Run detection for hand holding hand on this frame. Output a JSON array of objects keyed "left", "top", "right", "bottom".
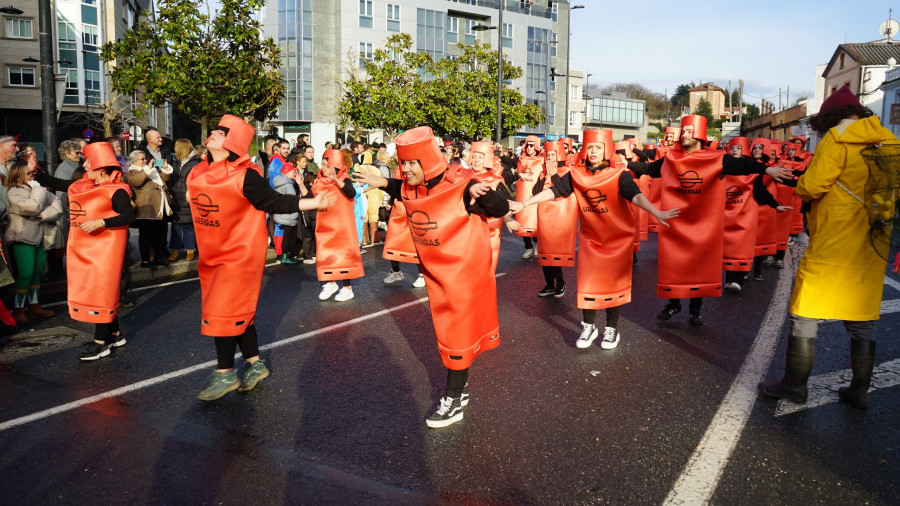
[{"left": 508, "top": 200, "right": 525, "bottom": 213}]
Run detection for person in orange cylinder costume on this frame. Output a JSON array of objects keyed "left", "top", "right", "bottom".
[
  {"left": 380, "top": 162, "right": 426, "bottom": 289},
  {"left": 352, "top": 126, "right": 509, "bottom": 429},
  {"left": 514, "top": 135, "right": 544, "bottom": 259},
  {"left": 188, "top": 115, "right": 333, "bottom": 401},
  {"left": 469, "top": 140, "right": 517, "bottom": 274},
  {"left": 749, "top": 138, "right": 779, "bottom": 281},
  {"left": 627, "top": 116, "right": 792, "bottom": 325},
  {"left": 313, "top": 149, "right": 363, "bottom": 302},
  {"left": 510, "top": 129, "right": 679, "bottom": 350},
  {"left": 722, "top": 137, "right": 789, "bottom": 293},
  {"left": 62, "top": 143, "right": 135, "bottom": 361},
  {"left": 533, "top": 140, "right": 576, "bottom": 298}
]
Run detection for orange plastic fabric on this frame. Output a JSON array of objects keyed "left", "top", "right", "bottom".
[
  {"left": 611, "top": 154, "right": 642, "bottom": 252},
  {"left": 536, "top": 162, "right": 577, "bottom": 267},
  {"left": 383, "top": 199, "right": 419, "bottom": 264},
  {"left": 312, "top": 172, "right": 364, "bottom": 281},
  {"left": 755, "top": 175, "right": 778, "bottom": 256},
  {"left": 657, "top": 150, "right": 726, "bottom": 298},
  {"left": 647, "top": 177, "right": 663, "bottom": 232},
  {"left": 774, "top": 181, "right": 795, "bottom": 251},
  {"left": 401, "top": 168, "right": 499, "bottom": 370},
  {"left": 187, "top": 157, "right": 269, "bottom": 337},
  {"left": 66, "top": 176, "right": 131, "bottom": 323},
  {"left": 571, "top": 165, "right": 635, "bottom": 309},
  {"left": 473, "top": 170, "right": 504, "bottom": 273},
  {"left": 514, "top": 155, "right": 544, "bottom": 236},
  {"left": 723, "top": 175, "right": 759, "bottom": 271}
]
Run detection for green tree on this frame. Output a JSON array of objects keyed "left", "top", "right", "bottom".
[
  {"left": 101, "top": 0, "right": 284, "bottom": 139},
  {"left": 670, "top": 82, "right": 694, "bottom": 116},
  {"left": 743, "top": 103, "right": 761, "bottom": 121},
  {"left": 695, "top": 98, "right": 714, "bottom": 122},
  {"left": 339, "top": 33, "right": 542, "bottom": 140}
]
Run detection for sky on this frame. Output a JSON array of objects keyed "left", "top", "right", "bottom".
[{"left": 569, "top": 0, "right": 899, "bottom": 105}]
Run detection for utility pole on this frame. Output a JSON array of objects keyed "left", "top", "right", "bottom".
[
  {"left": 738, "top": 80, "right": 743, "bottom": 126},
  {"left": 728, "top": 80, "right": 732, "bottom": 121},
  {"left": 778, "top": 87, "right": 782, "bottom": 111},
  {"left": 786, "top": 85, "right": 790, "bottom": 108}
]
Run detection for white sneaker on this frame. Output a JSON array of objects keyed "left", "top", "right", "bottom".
[
  {"left": 725, "top": 282, "right": 742, "bottom": 293},
  {"left": 600, "top": 326, "right": 620, "bottom": 350},
  {"left": 334, "top": 287, "right": 355, "bottom": 302},
  {"left": 318, "top": 282, "right": 340, "bottom": 300},
  {"left": 384, "top": 271, "right": 405, "bottom": 284},
  {"left": 522, "top": 248, "right": 535, "bottom": 259},
  {"left": 575, "top": 322, "right": 598, "bottom": 349},
  {"left": 413, "top": 274, "right": 426, "bottom": 288},
  {"left": 303, "top": 257, "right": 316, "bottom": 264}
]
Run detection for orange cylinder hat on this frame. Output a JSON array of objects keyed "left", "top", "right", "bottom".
[
  {"left": 322, "top": 149, "right": 346, "bottom": 171},
  {"left": 784, "top": 142, "right": 802, "bottom": 156},
  {"left": 469, "top": 141, "right": 494, "bottom": 169},
  {"left": 627, "top": 137, "right": 642, "bottom": 150},
  {"left": 581, "top": 129, "right": 614, "bottom": 160},
  {"left": 614, "top": 140, "right": 634, "bottom": 159},
  {"left": 395, "top": 126, "right": 447, "bottom": 181},
  {"left": 524, "top": 135, "right": 541, "bottom": 150},
  {"left": 664, "top": 126, "right": 680, "bottom": 143},
  {"left": 727, "top": 137, "right": 751, "bottom": 157},
  {"left": 750, "top": 138, "right": 769, "bottom": 152},
  {"left": 680, "top": 115, "right": 708, "bottom": 143},
  {"left": 215, "top": 114, "right": 255, "bottom": 158},
  {"left": 543, "top": 140, "right": 564, "bottom": 159},
  {"left": 562, "top": 137, "right": 573, "bottom": 153},
  {"left": 82, "top": 142, "right": 120, "bottom": 171}
]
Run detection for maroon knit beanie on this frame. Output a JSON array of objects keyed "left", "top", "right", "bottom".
[{"left": 819, "top": 85, "right": 862, "bottom": 114}]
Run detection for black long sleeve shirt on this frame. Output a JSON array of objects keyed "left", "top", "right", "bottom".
[
  {"left": 547, "top": 168, "right": 641, "bottom": 202},
  {"left": 381, "top": 174, "right": 509, "bottom": 218}
]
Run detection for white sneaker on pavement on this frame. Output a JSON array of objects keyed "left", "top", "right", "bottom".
[
  {"left": 600, "top": 326, "right": 620, "bottom": 350},
  {"left": 303, "top": 257, "right": 316, "bottom": 264},
  {"left": 413, "top": 274, "right": 426, "bottom": 288},
  {"left": 383, "top": 271, "right": 405, "bottom": 284},
  {"left": 522, "top": 249, "right": 534, "bottom": 259},
  {"left": 576, "top": 322, "right": 598, "bottom": 349},
  {"left": 725, "top": 282, "right": 742, "bottom": 293},
  {"left": 334, "top": 287, "right": 355, "bottom": 302},
  {"left": 318, "top": 282, "right": 340, "bottom": 300}
]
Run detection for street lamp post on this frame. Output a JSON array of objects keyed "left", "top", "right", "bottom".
[
  {"left": 37, "top": 0, "right": 58, "bottom": 171},
  {"left": 561, "top": 4, "right": 584, "bottom": 141}
]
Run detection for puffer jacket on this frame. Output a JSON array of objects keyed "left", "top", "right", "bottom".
[
  {"left": 272, "top": 173, "right": 299, "bottom": 226},
  {"left": 169, "top": 155, "right": 200, "bottom": 224},
  {"left": 5, "top": 183, "right": 63, "bottom": 246}
]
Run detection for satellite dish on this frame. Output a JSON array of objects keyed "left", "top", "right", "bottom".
[{"left": 880, "top": 19, "right": 900, "bottom": 40}]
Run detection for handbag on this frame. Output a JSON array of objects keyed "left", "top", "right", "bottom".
[{"left": 42, "top": 219, "right": 65, "bottom": 250}]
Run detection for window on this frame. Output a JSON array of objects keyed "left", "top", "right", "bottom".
[
  {"left": 570, "top": 84, "right": 579, "bottom": 101},
  {"left": 8, "top": 66, "right": 35, "bottom": 86},
  {"left": 502, "top": 23, "right": 512, "bottom": 48},
  {"left": 550, "top": 81, "right": 556, "bottom": 92},
  {"left": 5, "top": 18, "right": 33, "bottom": 38},
  {"left": 569, "top": 111, "right": 577, "bottom": 127},
  {"left": 550, "top": 32, "right": 557, "bottom": 57},
  {"left": 58, "top": 20, "right": 78, "bottom": 67},
  {"left": 417, "top": 9, "right": 445, "bottom": 63},
  {"left": 446, "top": 16, "right": 457, "bottom": 43},
  {"left": 82, "top": 24, "right": 99, "bottom": 46},
  {"left": 464, "top": 19, "right": 475, "bottom": 45},
  {"left": 387, "top": 4, "right": 400, "bottom": 32},
  {"left": 85, "top": 70, "right": 101, "bottom": 104},
  {"left": 359, "top": 0, "right": 372, "bottom": 28},
  {"left": 551, "top": 1, "right": 558, "bottom": 22},
  {"left": 549, "top": 102, "right": 555, "bottom": 126},
  {"left": 359, "top": 42, "right": 373, "bottom": 68},
  {"left": 64, "top": 69, "right": 78, "bottom": 104}
]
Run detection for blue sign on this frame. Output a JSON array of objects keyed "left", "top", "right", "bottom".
[{"left": 83, "top": 129, "right": 94, "bottom": 139}]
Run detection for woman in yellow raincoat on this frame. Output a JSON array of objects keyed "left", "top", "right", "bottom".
[{"left": 759, "top": 85, "right": 899, "bottom": 410}]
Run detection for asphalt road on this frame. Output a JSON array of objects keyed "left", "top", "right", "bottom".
[{"left": 1, "top": 231, "right": 898, "bottom": 505}]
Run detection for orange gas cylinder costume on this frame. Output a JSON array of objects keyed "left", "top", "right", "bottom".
[
  {"left": 397, "top": 132, "right": 500, "bottom": 370},
  {"left": 722, "top": 175, "right": 759, "bottom": 272},
  {"left": 514, "top": 135, "right": 544, "bottom": 236},
  {"left": 536, "top": 141, "right": 577, "bottom": 267},
  {"left": 611, "top": 152, "right": 642, "bottom": 253},
  {"left": 67, "top": 144, "right": 132, "bottom": 323},
  {"left": 382, "top": 165, "right": 419, "bottom": 265},
  {"left": 469, "top": 141, "right": 504, "bottom": 273},
  {"left": 187, "top": 117, "right": 270, "bottom": 337},
  {"left": 755, "top": 175, "right": 779, "bottom": 257},
  {"left": 312, "top": 150, "right": 364, "bottom": 281}
]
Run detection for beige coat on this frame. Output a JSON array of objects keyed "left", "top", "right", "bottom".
[
  {"left": 126, "top": 163, "right": 173, "bottom": 220},
  {"left": 5, "top": 183, "right": 63, "bottom": 247}
]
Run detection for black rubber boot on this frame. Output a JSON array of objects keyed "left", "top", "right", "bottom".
[
  {"left": 838, "top": 339, "right": 875, "bottom": 410},
  {"left": 758, "top": 335, "right": 815, "bottom": 403}
]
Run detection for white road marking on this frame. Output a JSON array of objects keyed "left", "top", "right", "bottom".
[
  {"left": 884, "top": 275, "right": 900, "bottom": 292},
  {"left": 774, "top": 358, "right": 900, "bottom": 416},
  {"left": 663, "top": 250, "right": 795, "bottom": 505},
  {"left": 0, "top": 272, "right": 507, "bottom": 433}
]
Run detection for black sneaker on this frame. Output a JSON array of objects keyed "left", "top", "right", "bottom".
[
  {"left": 119, "top": 295, "right": 135, "bottom": 308},
  {"left": 78, "top": 341, "right": 111, "bottom": 361},
  {"left": 460, "top": 383, "right": 469, "bottom": 407},
  {"left": 554, "top": 281, "right": 566, "bottom": 298},
  {"left": 537, "top": 285, "right": 555, "bottom": 297},
  {"left": 108, "top": 333, "right": 126, "bottom": 348},
  {"left": 657, "top": 303, "right": 682, "bottom": 321},
  {"left": 689, "top": 312, "right": 705, "bottom": 326},
  {"left": 425, "top": 396, "right": 463, "bottom": 428}
]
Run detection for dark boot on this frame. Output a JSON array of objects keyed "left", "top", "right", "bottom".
[
  {"left": 758, "top": 335, "right": 815, "bottom": 403},
  {"left": 838, "top": 339, "right": 875, "bottom": 410}
]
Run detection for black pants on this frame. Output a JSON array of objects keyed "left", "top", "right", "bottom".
[
  {"left": 523, "top": 237, "right": 535, "bottom": 249},
  {"left": 213, "top": 324, "right": 261, "bottom": 370},
  {"left": 582, "top": 306, "right": 620, "bottom": 330},
  {"left": 666, "top": 298, "right": 703, "bottom": 313},
  {"left": 725, "top": 270, "right": 747, "bottom": 286},
  {"left": 446, "top": 367, "right": 469, "bottom": 398},
  {"left": 281, "top": 224, "right": 299, "bottom": 257},
  {"left": 542, "top": 265, "right": 564, "bottom": 286},
  {"left": 300, "top": 212, "right": 316, "bottom": 259},
  {"left": 94, "top": 316, "right": 120, "bottom": 343},
  {"left": 136, "top": 219, "right": 168, "bottom": 262}
]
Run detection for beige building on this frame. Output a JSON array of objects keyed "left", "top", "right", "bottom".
[
  {"left": 688, "top": 83, "right": 727, "bottom": 119},
  {"left": 821, "top": 41, "right": 900, "bottom": 120}
]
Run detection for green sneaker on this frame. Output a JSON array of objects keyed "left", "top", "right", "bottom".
[
  {"left": 239, "top": 360, "right": 270, "bottom": 392},
  {"left": 197, "top": 370, "right": 240, "bottom": 401}
]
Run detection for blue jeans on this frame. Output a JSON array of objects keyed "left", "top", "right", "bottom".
[{"left": 169, "top": 223, "right": 196, "bottom": 251}]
